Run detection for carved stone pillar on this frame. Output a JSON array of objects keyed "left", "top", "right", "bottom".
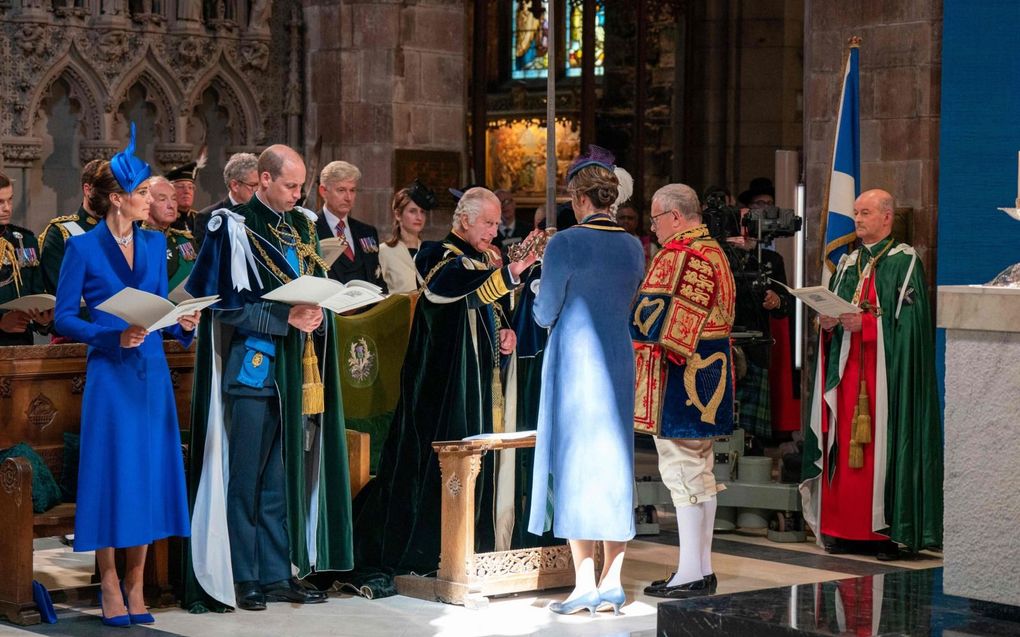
[
  {"left": 1, "top": 138, "right": 43, "bottom": 168},
  {"left": 154, "top": 142, "right": 194, "bottom": 172},
  {"left": 78, "top": 141, "right": 120, "bottom": 164}
]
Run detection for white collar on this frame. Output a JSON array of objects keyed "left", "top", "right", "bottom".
[
  {"left": 228, "top": 193, "right": 240, "bottom": 206},
  {"left": 321, "top": 205, "right": 350, "bottom": 230}
]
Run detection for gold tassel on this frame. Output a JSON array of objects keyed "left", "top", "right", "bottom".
[
  {"left": 301, "top": 337, "right": 324, "bottom": 415},
  {"left": 854, "top": 379, "right": 872, "bottom": 444},
  {"left": 848, "top": 441, "right": 864, "bottom": 469},
  {"left": 491, "top": 372, "right": 505, "bottom": 434},
  {"left": 0, "top": 239, "right": 21, "bottom": 296}
]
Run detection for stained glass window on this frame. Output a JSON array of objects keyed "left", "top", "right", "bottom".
[
  {"left": 565, "top": 0, "right": 605, "bottom": 77},
  {"left": 510, "top": 1, "right": 605, "bottom": 80}
]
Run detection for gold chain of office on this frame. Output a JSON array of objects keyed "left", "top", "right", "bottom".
[{"left": 246, "top": 217, "right": 328, "bottom": 283}]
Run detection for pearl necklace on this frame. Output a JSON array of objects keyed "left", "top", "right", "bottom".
[{"left": 113, "top": 232, "right": 133, "bottom": 247}]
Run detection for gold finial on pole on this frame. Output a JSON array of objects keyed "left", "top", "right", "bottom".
[{"left": 848, "top": 35, "right": 863, "bottom": 48}]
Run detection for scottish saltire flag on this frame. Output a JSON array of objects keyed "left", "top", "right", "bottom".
[{"left": 821, "top": 43, "right": 861, "bottom": 285}]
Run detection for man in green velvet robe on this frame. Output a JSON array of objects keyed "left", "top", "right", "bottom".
[
  {"left": 346, "top": 187, "right": 537, "bottom": 597},
  {"left": 185, "top": 145, "right": 351, "bottom": 611},
  {"left": 801, "top": 188, "right": 942, "bottom": 558}
]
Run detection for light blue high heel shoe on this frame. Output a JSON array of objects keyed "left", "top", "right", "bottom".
[
  {"left": 597, "top": 586, "right": 626, "bottom": 615},
  {"left": 97, "top": 590, "right": 130, "bottom": 628},
  {"left": 548, "top": 589, "right": 601, "bottom": 617}
]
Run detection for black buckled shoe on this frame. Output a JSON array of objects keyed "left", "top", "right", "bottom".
[
  {"left": 645, "top": 572, "right": 717, "bottom": 596},
  {"left": 262, "top": 577, "right": 328, "bottom": 604},
  {"left": 643, "top": 572, "right": 677, "bottom": 595},
  {"left": 704, "top": 572, "right": 718, "bottom": 593},
  {"left": 645, "top": 577, "right": 713, "bottom": 599},
  {"left": 235, "top": 581, "right": 266, "bottom": 611}
]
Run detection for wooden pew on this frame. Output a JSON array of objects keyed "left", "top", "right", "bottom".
[{"left": 0, "top": 343, "right": 369, "bottom": 625}]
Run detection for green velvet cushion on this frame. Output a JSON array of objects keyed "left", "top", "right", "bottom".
[{"left": 0, "top": 442, "right": 63, "bottom": 513}]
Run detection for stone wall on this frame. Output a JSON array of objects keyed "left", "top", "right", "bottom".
[
  {"left": 304, "top": 0, "right": 467, "bottom": 237},
  {"left": 803, "top": 0, "right": 942, "bottom": 287},
  {"left": 0, "top": 0, "right": 299, "bottom": 228}
]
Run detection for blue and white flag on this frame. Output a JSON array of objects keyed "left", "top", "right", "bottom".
[{"left": 821, "top": 43, "right": 861, "bottom": 285}]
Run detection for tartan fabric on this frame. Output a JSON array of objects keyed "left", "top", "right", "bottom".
[{"left": 736, "top": 360, "right": 771, "bottom": 442}]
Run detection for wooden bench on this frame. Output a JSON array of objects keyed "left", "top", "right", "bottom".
[{"left": 0, "top": 343, "right": 371, "bottom": 625}]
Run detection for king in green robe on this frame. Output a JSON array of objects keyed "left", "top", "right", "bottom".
[
  {"left": 345, "top": 228, "right": 521, "bottom": 597},
  {"left": 801, "top": 211, "right": 942, "bottom": 554},
  {"left": 183, "top": 192, "right": 353, "bottom": 609}
]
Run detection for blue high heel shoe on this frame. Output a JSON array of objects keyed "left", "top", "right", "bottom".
[
  {"left": 97, "top": 590, "right": 130, "bottom": 628},
  {"left": 597, "top": 586, "right": 626, "bottom": 615},
  {"left": 121, "top": 584, "right": 155, "bottom": 624},
  {"left": 548, "top": 589, "right": 601, "bottom": 617}
]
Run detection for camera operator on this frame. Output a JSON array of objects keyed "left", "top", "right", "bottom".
[{"left": 703, "top": 181, "right": 795, "bottom": 446}]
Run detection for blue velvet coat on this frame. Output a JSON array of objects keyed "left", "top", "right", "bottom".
[
  {"left": 527, "top": 217, "right": 645, "bottom": 541},
  {"left": 55, "top": 220, "right": 191, "bottom": 551}
]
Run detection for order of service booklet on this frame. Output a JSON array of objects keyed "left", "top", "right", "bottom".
[
  {"left": 261, "top": 275, "right": 385, "bottom": 314},
  {"left": 0, "top": 294, "right": 57, "bottom": 313},
  {"left": 318, "top": 237, "right": 349, "bottom": 268},
  {"left": 95, "top": 288, "right": 219, "bottom": 331},
  {"left": 771, "top": 279, "right": 861, "bottom": 317}
]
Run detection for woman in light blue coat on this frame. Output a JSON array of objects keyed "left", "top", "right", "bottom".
[{"left": 528, "top": 148, "right": 645, "bottom": 616}]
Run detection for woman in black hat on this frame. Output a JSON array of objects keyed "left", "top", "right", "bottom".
[{"left": 379, "top": 180, "right": 436, "bottom": 293}]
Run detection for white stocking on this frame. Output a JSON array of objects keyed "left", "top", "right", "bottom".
[
  {"left": 700, "top": 497, "right": 717, "bottom": 576},
  {"left": 670, "top": 502, "right": 705, "bottom": 586}
]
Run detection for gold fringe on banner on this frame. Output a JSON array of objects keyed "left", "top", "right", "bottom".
[
  {"left": 848, "top": 441, "right": 864, "bottom": 470},
  {"left": 302, "top": 337, "right": 324, "bottom": 415}
]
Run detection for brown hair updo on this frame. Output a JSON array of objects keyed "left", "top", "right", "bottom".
[
  {"left": 87, "top": 161, "right": 127, "bottom": 218},
  {"left": 568, "top": 164, "right": 619, "bottom": 212},
  {"left": 385, "top": 186, "right": 414, "bottom": 248}
]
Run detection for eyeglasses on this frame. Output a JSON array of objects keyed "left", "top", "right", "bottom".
[
  {"left": 236, "top": 180, "right": 259, "bottom": 190},
  {"left": 649, "top": 209, "right": 677, "bottom": 227}
]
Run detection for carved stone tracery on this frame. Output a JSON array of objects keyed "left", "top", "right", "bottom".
[{"left": 1, "top": 3, "right": 286, "bottom": 148}]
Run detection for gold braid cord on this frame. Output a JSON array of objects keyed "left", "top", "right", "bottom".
[
  {"left": 0, "top": 238, "right": 23, "bottom": 294},
  {"left": 247, "top": 218, "right": 328, "bottom": 415}
]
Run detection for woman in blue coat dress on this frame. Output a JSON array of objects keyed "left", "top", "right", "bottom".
[
  {"left": 528, "top": 148, "right": 645, "bottom": 616},
  {"left": 54, "top": 126, "right": 199, "bottom": 627}
]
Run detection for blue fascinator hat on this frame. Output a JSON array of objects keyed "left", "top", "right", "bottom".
[
  {"left": 566, "top": 144, "right": 616, "bottom": 182},
  {"left": 110, "top": 122, "right": 152, "bottom": 193}
]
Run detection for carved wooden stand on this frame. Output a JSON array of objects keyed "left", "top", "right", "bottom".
[{"left": 395, "top": 437, "right": 574, "bottom": 607}]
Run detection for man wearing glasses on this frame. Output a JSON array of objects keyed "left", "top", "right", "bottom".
[{"left": 194, "top": 153, "right": 260, "bottom": 247}]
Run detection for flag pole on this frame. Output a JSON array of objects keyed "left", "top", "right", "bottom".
[
  {"left": 546, "top": 1, "right": 557, "bottom": 230},
  {"left": 818, "top": 35, "right": 862, "bottom": 276}
]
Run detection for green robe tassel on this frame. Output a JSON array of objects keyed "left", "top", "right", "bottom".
[{"left": 302, "top": 335, "right": 325, "bottom": 415}]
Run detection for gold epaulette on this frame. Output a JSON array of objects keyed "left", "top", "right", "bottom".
[
  {"left": 39, "top": 215, "right": 80, "bottom": 246},
  {"left": 167, "top": 227, "right": 195, "bottom": 240}
]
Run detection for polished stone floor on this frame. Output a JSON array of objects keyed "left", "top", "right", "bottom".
[
  {"left": 1, "top": 522, "right": 947, "bottom": 637},
  {"left": 0, "top": 441, "right": 961, "bottom": 636},
  {"left": 658, "top": 567, "right": 1020, "bottom": 636}
]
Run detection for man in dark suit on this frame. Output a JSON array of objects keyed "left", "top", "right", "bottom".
[
  {"left": 492, "top": 189, "right": 531, "bottom": 260},
  {"left": 194, "top": 152, "right": 259, "bottom": 247},
  {"left": 315, "top": 160, "right": 386, "bottom": 291}
]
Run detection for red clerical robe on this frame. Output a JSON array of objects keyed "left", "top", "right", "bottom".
[{"left": 818, "top": 273, "right": 885, "bottom": 541}]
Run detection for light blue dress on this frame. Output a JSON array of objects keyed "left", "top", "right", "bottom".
[
  {"left": 55, "top": 221, "right": 192, "bottom": 551},
  {"left": 527, "top": 217, "right": 645, "bottom": 541}
]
